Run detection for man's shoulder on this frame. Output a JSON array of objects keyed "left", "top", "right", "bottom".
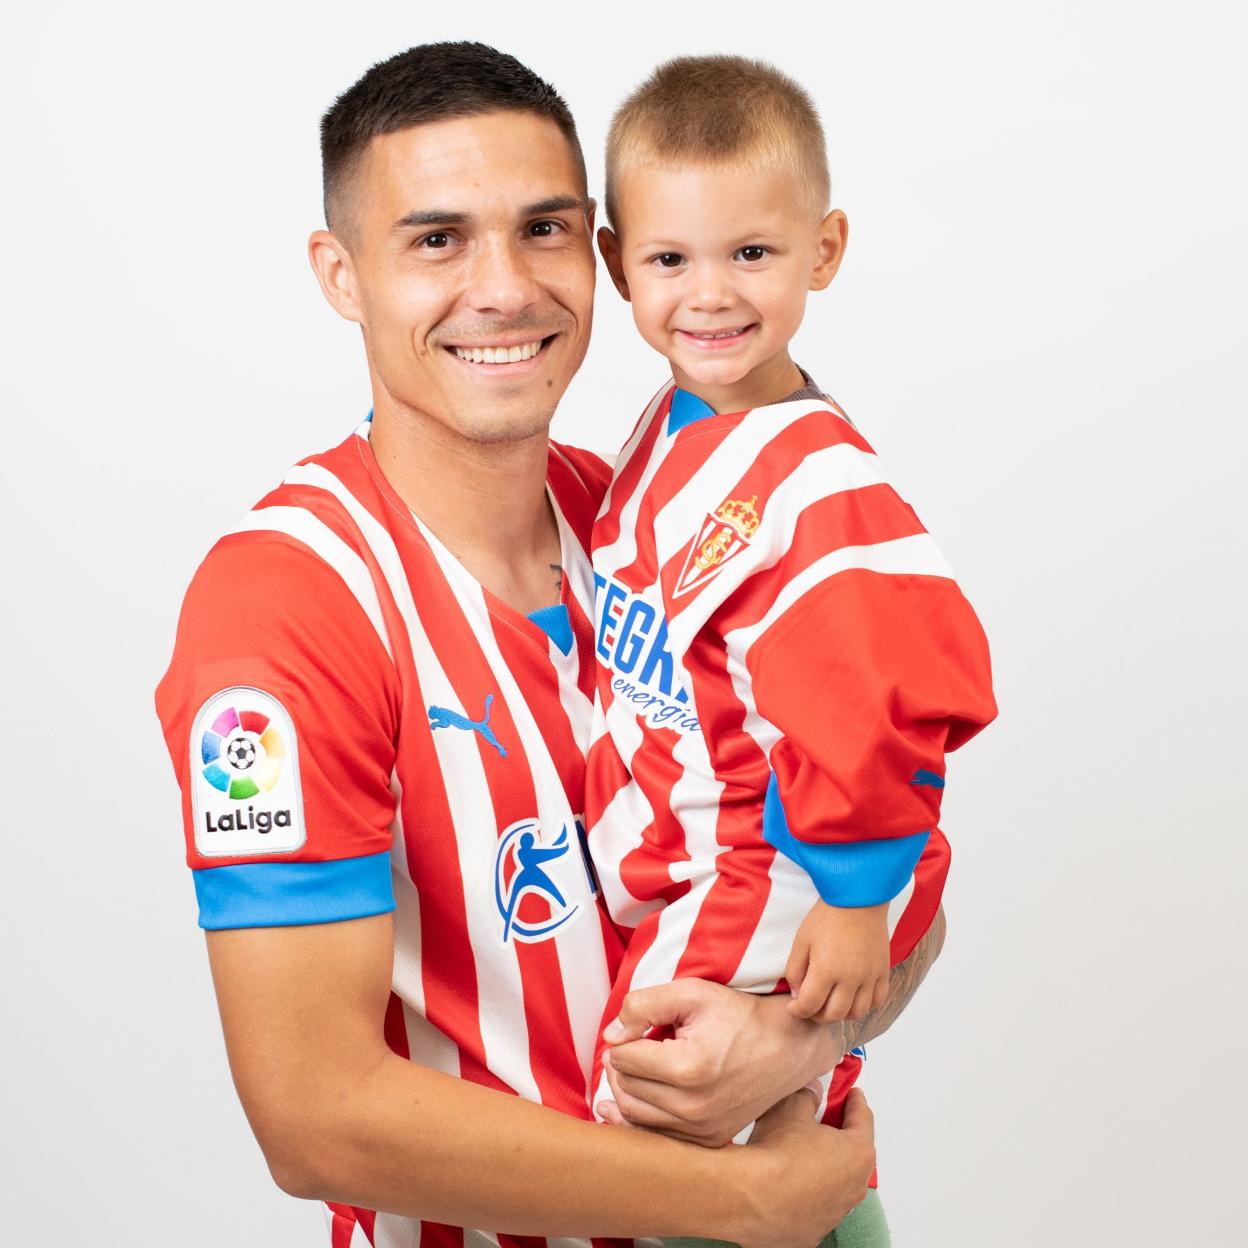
[
  {"left": 173, "top": 424, "right": 390, "bottom": 644},
  {"left": 548, "top": 440, "right": 618, "bottom": 525}
]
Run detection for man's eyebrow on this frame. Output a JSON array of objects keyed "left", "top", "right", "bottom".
[
  {"left": 522, "top": 196, "right": 587, "bottom": 217},
  {"left": 394, "top": 209, "right": 471, "bottom": 229}
]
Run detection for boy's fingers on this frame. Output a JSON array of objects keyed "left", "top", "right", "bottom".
[
  {"left": 822, "top": 983, "right": 855, "bottom": 1023},
  {"left": 873, "top": 977, "right": 891, "bottom": 1010},
  {"left": 789, "top": 967, "right": 831, "bottom": 1019},
  {"left": 785, "top": 945, "right": 809, "bottom": 996},
  {"left": 848, "top": 985, "right": 875, "bottom": 1020}
]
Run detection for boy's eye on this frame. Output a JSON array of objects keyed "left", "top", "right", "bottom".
[
  {"left": 655, "top": 252, "right": 684, "bottom": 268},
  {"left": 736, "top": 245, "right": 767, "bottom": 262}
]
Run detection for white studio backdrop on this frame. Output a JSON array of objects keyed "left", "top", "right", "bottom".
[{"left": 1, "top": 2, "right": 1243, "bottom": 1244}]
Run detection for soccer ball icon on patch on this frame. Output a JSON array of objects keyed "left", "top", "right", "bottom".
[
  {"left": 226, "top": 737, "right": 257, "bottom": 770},
  {"left": 200, "top": 704, "right": 286, "bottom": 800}
]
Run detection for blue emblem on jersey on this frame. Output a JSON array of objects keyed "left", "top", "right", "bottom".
[
  {"left": 909, "top": 768, "right": 945, "bottom": 789},
  {"left": 494, "top": 819, "right": 581, "bottom": 943},
  {"left": 428, "top": 694, "right": 507, "bottom": 758}
]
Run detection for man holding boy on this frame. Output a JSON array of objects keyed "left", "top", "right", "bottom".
[{"left": 156, "top": 42, "right": 942, "bottom": 1247}]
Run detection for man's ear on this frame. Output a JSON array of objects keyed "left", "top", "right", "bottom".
[
  {"left": 597, "top": 226, "right": 631, "bottom": 301},
  {"left": 809, "top": 209, "right": 849, "bottom": 292},
  {"left": 308, "top": 229, "right": 364, "bottom": 324}
]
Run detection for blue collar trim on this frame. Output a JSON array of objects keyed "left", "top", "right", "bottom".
[{"left": 666, "top": 387, "right": 717, "bottom": 435}]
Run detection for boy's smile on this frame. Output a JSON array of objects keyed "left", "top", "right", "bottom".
[{"left": 599, "top": 162, "right": 847, "bottom": 413}]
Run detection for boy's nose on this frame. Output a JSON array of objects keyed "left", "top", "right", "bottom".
[{"left": 686, "top": 264, "right": 736, "bottom": 314}]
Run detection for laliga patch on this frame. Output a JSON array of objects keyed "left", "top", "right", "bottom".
[
  {"left": 673, "top": 494, "right": 762, "bottom": 598},
  {"left": 189, "top": 686, "right": 306, "bottom": 857}
]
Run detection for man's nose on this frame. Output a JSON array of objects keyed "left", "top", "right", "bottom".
[{"left": 464, "top": 235, "right": 541, "bottom": 318}]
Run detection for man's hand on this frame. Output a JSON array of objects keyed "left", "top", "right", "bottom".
[
  {"left": 597, "top": 979, "right": 845, "bottom": 1146},
  {"left": 733, "top": 1087, "right": 876, "bottom": 1248},
  {"left": 600, "top": 908, "right": 947, "bottom": 1143}
]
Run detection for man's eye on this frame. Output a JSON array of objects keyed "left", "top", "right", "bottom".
[
  {"left": 420, "top": 233, "right": 451, "bottom": 249},
  {"left": 654, "top": 253, "right": 684, "bottom": 268},
  {"left": 736, "top": 245, "right": 767, "bottom": 262},
  {"left": 529, "top": 220, "right": 563, "bottom": 238}
]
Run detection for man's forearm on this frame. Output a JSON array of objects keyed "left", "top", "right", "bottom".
[
  {"left": 847, "top": 906, "right": 946, "bottom": 1051},
  {"left": 791, "top": 906, "right": 948, "bottom": 1083},
  {"left": 285, "top": 1051, "right": 752, "bottom": 1237}
]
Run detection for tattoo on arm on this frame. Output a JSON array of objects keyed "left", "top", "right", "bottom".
[
  {"left": 845, "top": 907, "right": 947, "bottom": 1051},
  {"left": 550, "top": 563, "right": 563, "bottom": 594}
]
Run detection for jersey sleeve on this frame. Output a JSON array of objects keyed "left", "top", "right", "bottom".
[
  {"left": 735, "top": 421, "right": 997, "bottom": 908},
  {"left": 155, "top": 533, "right": 399, "bottom": 930}
]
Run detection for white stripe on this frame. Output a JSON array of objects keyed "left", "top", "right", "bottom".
[
  {"left": 228, "top": 505, "right": 394, "bottom": 660},
  {"left": 726, "top": 532, "right": 954, "bottom": 659},
  {"left": 284, "top": 462, "right": 542, "bottom": 1104},
  {"left": 373, "top": 1210, "right": 422, "bottom": 1247}
]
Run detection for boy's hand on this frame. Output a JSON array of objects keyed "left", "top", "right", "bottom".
[{"left": 786, "top": 900, "right": 891, "bottom": 1023}]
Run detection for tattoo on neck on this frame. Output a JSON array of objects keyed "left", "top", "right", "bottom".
[{"left": 550, "top": 563, "right": 563, "bottom": 594}]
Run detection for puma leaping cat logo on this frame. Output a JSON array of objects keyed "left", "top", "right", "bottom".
[{"left": 428, "top": 694, "right": 507, "bottom": 758}]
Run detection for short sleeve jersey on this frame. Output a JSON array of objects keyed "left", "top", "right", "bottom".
[{"left": 156, "top": 418, "right": 650, "bottom": 1248}]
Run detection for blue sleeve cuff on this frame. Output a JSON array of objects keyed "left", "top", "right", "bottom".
[
  {"left": 763, "top": 773, "right": 930, "bottom": 907},
  {"left": 192, "top": 850, "right": 396, "bottom": 930}
]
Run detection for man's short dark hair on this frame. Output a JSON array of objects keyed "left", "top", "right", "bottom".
[{"left": 320, "top": 42, "right": 586, "bottom": 232}]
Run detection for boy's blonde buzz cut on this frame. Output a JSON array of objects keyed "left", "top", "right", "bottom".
[{"left": 605, "top": 55, "right": 831, "bottom": 230}]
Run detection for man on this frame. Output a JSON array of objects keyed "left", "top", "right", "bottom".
[{"left": 156, "top": 42, "right": 942, "bottom": 1246}]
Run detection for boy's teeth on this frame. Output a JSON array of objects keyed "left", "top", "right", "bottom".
[
  {"left": 691, "top": 328, "right": 744, "bottom": 338},
  {"left": 453, "top": 340, "right": 543, "bottom": 364}
]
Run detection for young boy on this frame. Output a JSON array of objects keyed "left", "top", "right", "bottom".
[{"left": 586, "top": 55, "right": 998, "bottom": 1137}]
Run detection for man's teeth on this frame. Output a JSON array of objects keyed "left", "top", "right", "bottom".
[{"left": 453, "top": 340, "right": 544, "bottom": 364}]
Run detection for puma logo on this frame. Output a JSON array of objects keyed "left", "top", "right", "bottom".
[{"left": 428, "top": 694, "right": 507, "bottom": 758}]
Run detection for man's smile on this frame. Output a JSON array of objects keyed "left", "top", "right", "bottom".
[{"left": 447, "top": 334, "right": 556, "bottom": 366}]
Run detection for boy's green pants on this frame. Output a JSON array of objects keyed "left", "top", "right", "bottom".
[{"left": 662, "top": 1188, "right": 889, "bottom": 1247}]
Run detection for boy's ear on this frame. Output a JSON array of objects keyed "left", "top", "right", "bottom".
[
  {"left": 597, "top": 226, "right": 631, "bottom": 301},
  {"left": 809, "top": 209, "right": 849, "bottom": 291}
]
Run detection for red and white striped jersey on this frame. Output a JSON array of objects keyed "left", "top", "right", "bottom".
[
  {"left": 586, "top": 381, "right": 996, "bottom": 1062},
  {"left": 156, "top": 417, "right": 651, "bottom": 1248}
]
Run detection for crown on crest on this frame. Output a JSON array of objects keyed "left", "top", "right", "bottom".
[{"left": 714, "top": 495, "right": 761, "bottom": 538}]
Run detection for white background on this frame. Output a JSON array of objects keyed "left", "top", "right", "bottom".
[{"left": 2, "top": 2, "right": 1244, "bottom": 1244}]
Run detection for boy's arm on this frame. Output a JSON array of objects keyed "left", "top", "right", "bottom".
[
  {"left": 598, "top": 908, "right": 945, "bottom": 1146},
  {"left": 206, "top": 911, "right": 877, "bottom": 1243}
]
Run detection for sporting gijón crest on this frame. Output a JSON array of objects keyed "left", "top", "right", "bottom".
[{"left": 672, "top": 495, "right": 762, "bottom": 598}]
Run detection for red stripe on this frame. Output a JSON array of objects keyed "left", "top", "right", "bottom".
[
  {"left": 383, "top": 993, "right": 410, "bottom": 1059},
  {"left": 889, "top": 829, "right": 951, "bottom": 967},
  {"left": 593, "top": 387, "right": 673, "bottom": 552}
]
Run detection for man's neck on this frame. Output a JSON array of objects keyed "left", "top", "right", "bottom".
[{"left": 367, "top": 396, "right": 561, "bottom": 615}]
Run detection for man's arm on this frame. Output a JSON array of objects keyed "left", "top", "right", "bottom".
[
  {"left": 597, "top": 908, "right": 946, "bottom": 1146},
  {"left": 206, "top": 913, "right": 876, "bottom": 1245}
]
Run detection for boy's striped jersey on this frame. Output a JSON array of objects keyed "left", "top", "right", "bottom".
[
  {"left": 586, "top": 381, "right": 996, "bottom": 1052},
  {"left": 156, "top": 417, "right": 654, "bottom": 1248}
]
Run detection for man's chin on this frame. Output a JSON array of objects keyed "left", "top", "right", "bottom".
[{"left": 453, "top": 403, "right": 558, "bottom": 447}]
